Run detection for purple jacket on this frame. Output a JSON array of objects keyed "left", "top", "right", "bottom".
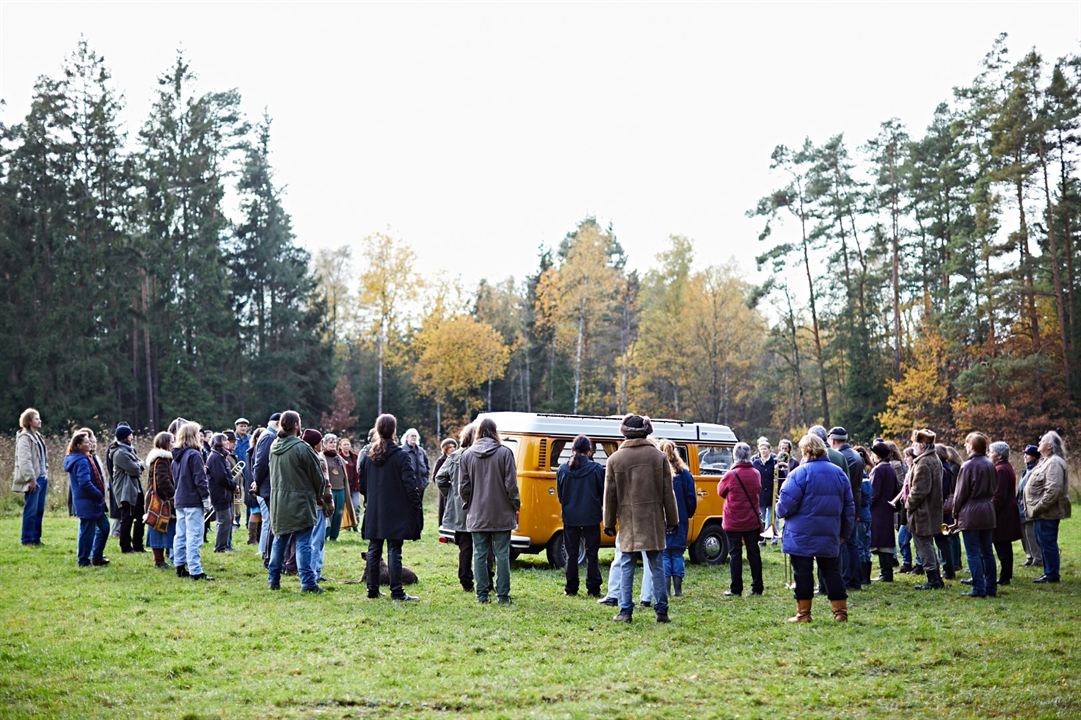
[{"left": 776, "top": 456, "right": 855, "bottom": 558}]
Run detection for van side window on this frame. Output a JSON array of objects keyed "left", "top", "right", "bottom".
[
  {"left": 550, "top": 439, "right": 609, "bottom": 470},
  {"left": 676, "top": 445, "right": 690, "bottom": 465},
  {"left": 698, "top": 446, "right": 732, "bottom": 475}
]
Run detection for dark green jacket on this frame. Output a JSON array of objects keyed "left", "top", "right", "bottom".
[{"left": 269, "top": 435, "right": 324, "bottom": 535}]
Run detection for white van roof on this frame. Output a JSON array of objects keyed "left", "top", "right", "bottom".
[{"left": 475, "top": 412, "right": 738, "bottom": 444}]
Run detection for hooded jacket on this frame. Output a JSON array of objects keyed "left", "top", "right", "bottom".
[
  {"left": 171, "top": 447, "right": 210, "bottom": 509},
  {"left": 269, "top": 434, "right": 325, "bottom": 535},
  {"left": 776, "top": 455, "right": 854, "bottom": 558},
  {"left": 145, "top": 448, "right": 175, "bottom": 517},
  {"left": 66, "top": 452, "right": 107, "bottom": 519},
  {"left": 666, "top": 467, "right": 698, "bottom": 550},
  {"left": 556, "top": 457, "right": 605, "bottom": 527},
  {"left": 436, "top": 448, "right": 468, "bottom": 533},
  {"left": 460, "top": 437, "right": 520, "bottom": 533},
  {"left": 360, "top": 442, "right": 422, "bottom": 540}
]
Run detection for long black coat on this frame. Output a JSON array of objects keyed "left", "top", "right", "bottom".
[
  {"left": 869, "top": 462, "right": 897, "bottom": 550},
  {"left": 360, "top": 444, "right": 423, "bottom": 541}
]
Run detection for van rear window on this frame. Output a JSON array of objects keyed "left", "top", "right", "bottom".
[
  {"left": 549, "top": 439, "right": 610, "bottom": 470},
  {"left": 698, "top": 446, "right": 732, "bottom": 475}
]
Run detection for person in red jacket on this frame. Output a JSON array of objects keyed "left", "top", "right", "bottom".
[
  {"left": 990, "top": 441, "right": 1022, "bottom": 586},
  {"left": 717, "top": 442, "right": 763, "bottom": 597}
]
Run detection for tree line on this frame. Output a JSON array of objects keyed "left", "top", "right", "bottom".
[{"left": 1, "top": 35, "right": 1078, "bottom": 451}]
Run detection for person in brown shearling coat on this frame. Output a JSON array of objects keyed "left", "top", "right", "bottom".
[{"left": 602, "top": 414, "right": 678, "bottom": 624}]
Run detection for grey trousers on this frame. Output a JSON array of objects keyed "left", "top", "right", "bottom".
[
  {"left": 1021, "top": 521, "right": 1042, "bottom": 563},
  {"left": 913, "top": 534, "right": 940, "bottom": 574}
]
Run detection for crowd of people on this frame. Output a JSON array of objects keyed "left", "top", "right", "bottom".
[{"left": 10, "top": 405, "right": 1074, "bottom": 625}]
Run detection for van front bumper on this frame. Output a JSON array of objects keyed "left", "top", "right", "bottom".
[{"left": 438, "top": 527, "right": 532, "bottom": 550}]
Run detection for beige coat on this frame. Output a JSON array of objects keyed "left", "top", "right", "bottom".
[
  {"left": 905, "top": 448, "right": 943, "bottom": 536},
  {"left": 1024, "top": 455, "right": 1072, "bottom": 521},
  {"left": 602, "top": 438, "right": 678, "bottom": 552},
  {"left": 12, "top": 430, "right": 47, "bottom": 492}
]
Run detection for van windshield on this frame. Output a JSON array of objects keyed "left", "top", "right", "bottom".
[{"left": 698, "top": 446, "right": 732, "bottom": 475}]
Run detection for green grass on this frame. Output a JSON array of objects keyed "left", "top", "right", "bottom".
[{"left": 1, "top": 507, "right": 1079, "bottom": 719}]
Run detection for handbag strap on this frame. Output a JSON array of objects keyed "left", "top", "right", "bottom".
[{"left": 733, "top": 467, "right": 758, "bottom": 511}]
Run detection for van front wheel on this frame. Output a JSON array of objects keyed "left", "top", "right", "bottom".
[{"left": 690, "top": 524, "right": 729, "bottom": 565}]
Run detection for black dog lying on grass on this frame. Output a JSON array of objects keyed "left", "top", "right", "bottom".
[{"left": 348, "top": 551, "right": 418, "bottom": 585}]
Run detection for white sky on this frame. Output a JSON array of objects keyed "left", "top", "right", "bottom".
[{"left": 2, "top": 1, "right": 1080, "bottom": 297}]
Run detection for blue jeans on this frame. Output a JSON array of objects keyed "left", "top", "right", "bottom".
[
  {"left": 897, "top": 524, "right": 912, "bottom": 565},
  {"left": 173, "top": 506, "right": 205, "bottom": 576},
  {"left": 77, "top": 515, "right": 109, "bottom": 565},
  {"left": 22, "top": 476, "right": 48, "bottom": 544},
  {"left": 257, "top": 497, "right": 271, "bottom": 558},
  {"left": 856, "top": 521, "right": 871, "bottom": 563},
  {"left": 618, "top": 548, "right": 667, "bottom": 614},
  {"left": 962, "top": 529, "right": 996, "bottom": 596},
  {"left": 310, "top": 510, "right": 327, "bottom": 580},
  {"left": 662, "top": 547, "right": 686, "bottom": 579},
  {"left": 268, "top": 527, "right": 316, "bottom": 589},
  {"left": 1034, "top": 519, "right": 1061, "bottom": 580},
  {"left": 842, "top": 534, "right": 862, "bottom": 586},
  {"left": 605, "top": 537, "right": 653, "bottom": 602}
]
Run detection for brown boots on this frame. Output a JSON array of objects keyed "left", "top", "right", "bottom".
[
  {"left": 788, "top": 598, "right": 848, "bottom": 623},
  {"left": 787, "top": 598, "right": 812, "bottom": 623},
  {"left": 247, "top": 517, "right": 262, "bottom": 545}
]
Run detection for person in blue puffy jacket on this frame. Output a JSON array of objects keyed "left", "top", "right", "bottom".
[
  {"left": 65, "top": 430, "right": 111, "bottom": 567},
  {"left": 776, "top": 433, "right": 855, "bottom": 623}
]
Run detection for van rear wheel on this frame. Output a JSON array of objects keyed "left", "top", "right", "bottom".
[{"left": 691, "top": 523, "right": 729, "bottom": 565}]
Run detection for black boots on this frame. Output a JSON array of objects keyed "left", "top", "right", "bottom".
[
  {"left": 673, "top": 577, "right": 683, "bottom": 597},
  {"left": 874, "top": 553, "right": 894, "bottom": 582},
  {"left": 915, "top": 568, "right": 945, "bottom": 590},
  {"left": 862, "top": 561, "right": 873, "bottom": 585}
]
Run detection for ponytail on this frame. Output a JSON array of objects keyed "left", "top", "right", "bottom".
[
  {"left": 277, "top": 411, "right": 301, "bottom": 439},
  {"left": 568, "top": 434, "right": 592, "bottom": 470}
]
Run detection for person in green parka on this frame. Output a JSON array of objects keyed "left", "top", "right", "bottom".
[{"left": 267, "top": 410, "right": 327, "bottom": 593}]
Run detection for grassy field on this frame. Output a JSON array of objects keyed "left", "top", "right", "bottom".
[{"left": 0, "top": 504, "right": 1079, "bottom": 719}]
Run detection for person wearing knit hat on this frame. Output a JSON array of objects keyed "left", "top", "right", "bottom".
[
  {"left": 868, "top": 442, "right": 898, "bottom": 582},
  {"left": 110, "top": 423, "right": 146, "bottom": 554},
  {"left": 907, "top": 428, "right": 945, "bottom": 590},
  {"left": 603, "top": 413, "right": 678, "bottom": 624},
  {"left": 1017, "top": 444, "right": 1043, "bottom": 567}
]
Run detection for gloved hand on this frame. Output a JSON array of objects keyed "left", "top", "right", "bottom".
[{"left": 604, "top": 527, "right": 616, "bottom": 537}]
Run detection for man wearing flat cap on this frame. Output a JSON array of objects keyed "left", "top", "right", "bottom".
[
  {"left": 907, "top": 428, "right": 945, "bottom": 590},
  {"left": 602, "top": 414, "right": 679, "bottom": 624},
  {"left": 828, "top": 426, "right": 864, "bottom": 589}
]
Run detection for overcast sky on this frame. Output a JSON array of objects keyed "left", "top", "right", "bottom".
[{"left": 2, "top": 2, "right": 1080, "bottom": 294}]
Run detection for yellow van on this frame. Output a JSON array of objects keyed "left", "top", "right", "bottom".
[{"left": 439, "top": 412, "right": 739, "bottom": 568}]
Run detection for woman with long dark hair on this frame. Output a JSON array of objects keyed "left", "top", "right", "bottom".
[
  {"left": 556, "top": 434, "right": 605, "bottom": 597},
  {"left": 360, "top": 413, "right": 423, "bottom": 601},
  {"left": 144, "top": 432, "right": 176, "bottom": 569}
]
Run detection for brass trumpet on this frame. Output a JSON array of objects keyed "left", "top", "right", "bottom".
[{"left": 940, "top": 522, "right": 959, "bottom": 536}]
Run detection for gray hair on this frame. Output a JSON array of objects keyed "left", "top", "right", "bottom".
[
  {"left": 322, "top": 433, "right": 339, "bottom": 444},
  {"left": 1040, "top": 431, "right": 1066, "bottom": 459},
  {"left": 989, "top": 441, "right": 1009, "bottom": 461},
  {"left": 733, "top": 442, "right": 753, "bottom": 463},
  {"left": 808, "top": 425, "right": 828, "bottom": 442}
]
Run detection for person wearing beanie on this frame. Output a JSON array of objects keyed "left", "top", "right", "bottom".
[
  {"left": 602, "top": 414, "right": 678, "bottom": 624},
  {"left": 989, "top": 441, "right": 1022, "bottom": 586},
  {"left": 252, "top": 413, "right": 282, "bottom": 564},
  {"left": 110, "top": 423, "right": 147, "bottom": 554},
  {"left": 1017, "top": 444, "right": 1043, "bottom": 568},
  {"left": 868, "top": 443, "right": 898, "bottom": 582}
]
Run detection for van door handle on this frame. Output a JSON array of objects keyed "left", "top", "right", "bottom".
[
  {"left": 697, "top": 491, "right": 707, "bottom": 497},
  {"left": 548, "top": 487, "right": 555, "bottom": 495}
]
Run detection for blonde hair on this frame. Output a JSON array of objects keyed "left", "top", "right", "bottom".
[
  {"left": 657, "top": 439, "right": 688, "bottom": 474},
  {"left": 19, "top": 408, "right": 39, "bottom": 431},
  {"left": 176, "top": 422, "right": 203, "bottom": 450},
  {"left": 798, "top": 433, "right": 827, "bottom": 459}
]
